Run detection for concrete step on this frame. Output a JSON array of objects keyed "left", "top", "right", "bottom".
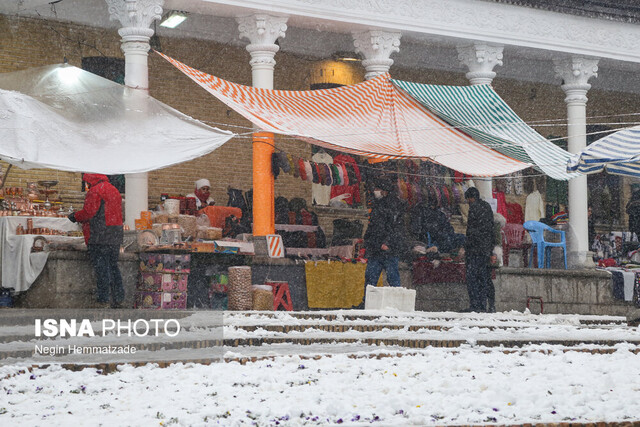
[
  {"left": 0, "top": 309, "right": 637, "bottom": 369},
  {"left": 228, "top": 311, "right": 629, "bottom": 325}
]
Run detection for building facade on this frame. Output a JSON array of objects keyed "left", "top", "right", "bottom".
[{"left": 1, "top": 0, "right": 640, "bottom": 258}]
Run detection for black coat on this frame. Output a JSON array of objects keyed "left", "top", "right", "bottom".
[
  {"left": 464, "top": 198, "right": 494, "bottom": 256},
  {"left": 410, "top": 203, "right": 454, "bottom": 247},
  {"left": 627, "top": 196, "right": 640, "bottom": 236},
  {"left": 364, "top": 194, "right": 406, "bottom": 257}
]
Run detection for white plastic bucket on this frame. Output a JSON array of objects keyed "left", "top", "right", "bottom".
[{"left": 164, "top": 199, "right": 180, "bottom": 215}]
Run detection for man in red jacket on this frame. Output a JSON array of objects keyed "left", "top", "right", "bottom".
[{"left": 68, "top": 173, "right": 124, "bottom": 308}]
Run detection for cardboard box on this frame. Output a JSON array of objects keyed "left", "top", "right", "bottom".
[
  {"left": 139, "top": 253, "right": 165, "bottom": 272},
  {"left": 162, "top": 254, "right": 191, "bottom": 273},
  {"left": 162, "top": 273, "right": 188, "bottom": 292},
  {"left": 135, "top": 291, "right": 187, "bottom": 310},
  {"left": 139, "top": 253, "right": 190, "bottom": 273},
  {"left": 139, "top": 272, "right": 163, "bottom": 291}
]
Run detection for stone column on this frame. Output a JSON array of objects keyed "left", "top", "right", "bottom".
[
  {"left": 352, "top": 30, "right": 401, "bottom": 80},
  {"left": 457, "top": 43, "right": 504, "bottom": 202},
  {"left": 106, "top": 0, "right": 163, "bottom": 228},
  {"left": 237, "top": 14, "right": 288, "bottom": 236},
  {"left": 553, "top": 56, "right": 599, "bottom": 268}
]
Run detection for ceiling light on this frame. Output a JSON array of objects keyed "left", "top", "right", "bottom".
[
  {"left": 159, "top": 11, "right": 187, "bottom": 29},
  {"left": 332, "top": 51, "right": 361, "bottom": 62}
]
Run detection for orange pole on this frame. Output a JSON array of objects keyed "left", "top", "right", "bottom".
[{"left": 253, "top": 131, "right": 275, "bottom": 236}]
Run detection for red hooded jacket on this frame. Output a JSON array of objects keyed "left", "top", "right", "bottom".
[{"left": 74, "top": 174, "right": 123, "bottom": 245}]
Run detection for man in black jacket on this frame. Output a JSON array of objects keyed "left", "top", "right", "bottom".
[
  {"left": 410, "top": 193, "right": 465, "bottom": 253},
  {"left": 460, "top": 186, "right": 495, "bottom": 312},
  {"left": 364, "top": 179, "right": 405, "bottom": 288}
]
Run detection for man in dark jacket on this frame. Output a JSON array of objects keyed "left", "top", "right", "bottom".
[
  {"left": 364, "top": 179, "right": 405, "bottom": 288},
  {"left": 626, "top": 185, "right": 640, "bottom": 240},
  {"left": 461, "top": 186, "right": 495, "bottom": 312},
  {"left": 410, "top": 192, "right": 465, "bottom": 253},
  {"left": 68, "top": 173, "right": 124, "bottom": 308}
]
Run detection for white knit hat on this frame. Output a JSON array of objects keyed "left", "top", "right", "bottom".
[{"left": 195, "top": 178, "right": 210, "bottom": 190}]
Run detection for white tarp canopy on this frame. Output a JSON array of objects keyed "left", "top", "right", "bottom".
[{"left": 0, "top": 64, "right": 235, "bottom": 174}]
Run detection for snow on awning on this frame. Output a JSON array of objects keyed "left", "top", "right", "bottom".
[
  {"left": 157, "top": 52, "right": 530, "bottom": 177},
  {"left": 0, "top": 64, "right": 235, "bottom": 174}
]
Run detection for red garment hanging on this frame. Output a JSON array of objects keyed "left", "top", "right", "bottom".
[{"left": 330, "top": 154, "right": 361, "bottom": 205}]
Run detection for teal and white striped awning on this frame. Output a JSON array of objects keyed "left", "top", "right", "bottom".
[{"left": 392, "top": 79, "right": 578, "bottom": 180}]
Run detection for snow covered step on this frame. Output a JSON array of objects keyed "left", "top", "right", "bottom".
[{"left": 226, "top": 311, "right": 628, "bottom": 326}]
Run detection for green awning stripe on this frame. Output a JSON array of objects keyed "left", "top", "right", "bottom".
[
  {"left": 392, "top": 79, "right": 577, "bottom": 180},
  {"left": 394, "top": 81, "right": 532, "bottom": 162}
]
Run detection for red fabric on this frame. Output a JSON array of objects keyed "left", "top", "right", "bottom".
[
  {"left": 298, "top": 159, "right": 307, "bottom": 181},
  {"left": 412, "top": 260, "right": 465, "bottom": 284},
  {"left": 199, "top": 206, "right": 242, "bottom": 228},
  {"left": 74, "top": 174, "right": 123, "bottom": 244},
  {"left": 453, "top": 171, "right": 470, "bottom": 183},
  {"left": 598, "top": 258, "right": 617, "bottom": 268},
  {"left": 505, "top": 202, "right": 524, "bottom": 224},
  {"left": 300, "top": 209, "right": 313, "bottom": 226},
  {"left": 492, "top": 189, "right": 507, "bottom": 218},
  {"left": 330, "top": 154, "right": 361, "bottom": 205}
]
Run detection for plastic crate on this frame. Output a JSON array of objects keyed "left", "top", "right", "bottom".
[{"left": 364, "top": 286, "right": 416, "bottom": 312}]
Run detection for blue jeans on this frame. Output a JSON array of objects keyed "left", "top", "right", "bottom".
[
  {"left": 365, "top": 255, "right": 401, "bottom": 287},
  {"left": 88, "top": 244, "right": 124, "bottom": 304}
]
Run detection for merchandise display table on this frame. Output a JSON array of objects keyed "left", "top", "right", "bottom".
[
  {"left": 0, "top": 216, "right": 82, "bottom": 292},
  {"left": 412, "top": 260, "right": 466, "bottom": 285},
  {"left": 412, "top": 258, "right": 496, "bottom": 286}
]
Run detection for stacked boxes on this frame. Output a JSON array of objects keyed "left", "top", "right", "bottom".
[{"left": 136, "top": 253, "right": 191, "bottom": 309}]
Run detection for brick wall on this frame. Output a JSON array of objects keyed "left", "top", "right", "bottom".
[{"left": 2, "top": 14, "right": 640, "bottom": 225}]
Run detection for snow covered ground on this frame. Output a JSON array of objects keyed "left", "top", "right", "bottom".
[
  {"left": 2, "top": 344, "right": 640, "bottom": 426},
  {"left": 1, "top": 310, "right": 640, "bottom": 425}
]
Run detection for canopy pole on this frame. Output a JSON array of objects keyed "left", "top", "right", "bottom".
[
  {"left": 238, "top": 14, "right": 288, "bottom": 236},
  {"left": 253, "top": 132, "right": 275, "bottom": 236}
]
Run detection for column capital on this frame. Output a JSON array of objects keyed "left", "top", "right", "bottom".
[
  {"left": 237, "top": 14, "right": 288, "bottom": 71},
  {"left": 553, "top": 56, "right": 599, "bottom": 105},
  {"left": 352, "top": 30, "right": 401, "bottom": 80},
  {"left": 456, "top": 43, "right": 503, "bottom": 86},
  {"left": 105, "top": 0, "right": 163, "bottom": 40}
]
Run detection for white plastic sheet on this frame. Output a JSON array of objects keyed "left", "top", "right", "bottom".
[{"left": 0, "top": 64, "right": 235, "bottom": 173}]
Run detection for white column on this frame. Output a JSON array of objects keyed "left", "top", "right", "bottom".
[
  {"left": 352, "top": 30, "right": 401, "bottom": 80},
  {"left": 553, "top": 56, "right": 599, "bottom": 268},
  {"left": 237, "top": 14, "right": 288, "bottom": 90},
  {"left": 457, "top": 43, "right": 504, "bottom": 202},
  {"left": 106, "top": 0, "right": 163, "bottom": 227}
]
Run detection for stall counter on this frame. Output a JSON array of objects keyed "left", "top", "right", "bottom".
[{"left": 0, "top": 216, "right": 82, "bottom": 292}]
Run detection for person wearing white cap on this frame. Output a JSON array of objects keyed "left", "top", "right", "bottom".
[{"left": 186, "top": 178, "right": 215, "bottom": 209}]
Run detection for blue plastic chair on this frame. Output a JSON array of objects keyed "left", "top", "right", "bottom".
[{"left": 522, "top": 221, "right": 567, "bottom": 269}]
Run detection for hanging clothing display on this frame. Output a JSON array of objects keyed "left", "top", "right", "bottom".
[
  {"left": 525, "top": 190, "right": 545, "bottom": 222},
  {"left": 492, "top": 189, "right": 507, "bottom": 218},
  {"left": 312, "top": 150, "right": 333, "bottom": 205},
  {"left": 330, "top": 154, "right": 361, "bottom": 206}
]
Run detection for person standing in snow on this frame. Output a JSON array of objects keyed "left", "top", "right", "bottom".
[
  {"left": 626, "top": 184, "right": 640, "bottom": 241},
  {"left": 68, "top": 173, "right": 124, "bottom": 309},
  {"left": 459, "top": 186, "right": 495, "bottom": 313},
  {"left": 363, "top": 178, "right": 406, "bottom": 288}
]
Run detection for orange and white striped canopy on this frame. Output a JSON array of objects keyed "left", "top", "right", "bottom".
[{"left": 158, "top": 52, "right": 529, "bottom": 177}]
